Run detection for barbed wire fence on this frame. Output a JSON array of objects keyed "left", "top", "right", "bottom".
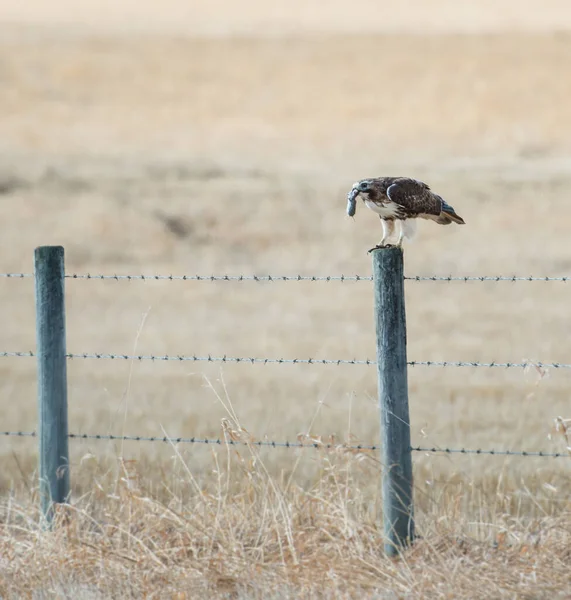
[
  {"left": 2, "top": 430, "right": 570, "bottom": 458},
  {"left": 1, "top": 350, "right": 570, "bottom": 369},
  {"left": 2, "top": 263, "right": 570, "bottom": 453},
  {"left": 3, "top": 246, "right": 571, "bottom": 542},
  {"left": 3, "top": 272, "right": 571, "bottom": 282}
]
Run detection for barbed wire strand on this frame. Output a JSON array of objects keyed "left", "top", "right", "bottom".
[
  {"left": 1, "top": 351, "right": 569, "bottom": 369},
  {"left": 1, "top": 430, "right": 568, "bottom": 458},
  {"left": 1, "top": 273, "right": 571, "bottom": 282}
]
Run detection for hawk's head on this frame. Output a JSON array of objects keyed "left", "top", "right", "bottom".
[
  {"left": 353, "top": 179, "right": 373, "bottom": 193},
  {"left": 347, "top": 179, "right": 376, "bottom": 217}
]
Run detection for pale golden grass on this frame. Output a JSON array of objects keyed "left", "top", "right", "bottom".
[
  {"left": 2, "top": 23, "right": 571, "bottom": 598},
  {"left": 2, "top": 441, "right": 571, "bottom": 599},
  {"left": 2, "top": 0, "right": 571, "bottom": 36}
]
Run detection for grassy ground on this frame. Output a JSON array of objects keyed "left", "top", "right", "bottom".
[
  {"left": 2, "top": 448, "right": 571, "bottom": 597},
  {"left": 1, "top": 7, "right": 571, "bottom": 597}
]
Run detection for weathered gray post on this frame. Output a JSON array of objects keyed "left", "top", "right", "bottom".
[
  {"left": 35, "top": 246, "right": 70, "bottom": 524},
  {"left": 372, "top": 246, "right": 414, "bottom": 555}
]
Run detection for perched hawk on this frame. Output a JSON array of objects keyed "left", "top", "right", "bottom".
[{"left": 347, "top": 177, "right": 465, "bottom": 249}]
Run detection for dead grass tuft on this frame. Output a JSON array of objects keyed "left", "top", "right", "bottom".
[{"left": 2, "top": 444, "right": 571, "bottom": 599}]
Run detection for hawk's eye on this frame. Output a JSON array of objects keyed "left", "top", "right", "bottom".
[{"left": 358, "top": 181, "right": 369, "bottom": 192}]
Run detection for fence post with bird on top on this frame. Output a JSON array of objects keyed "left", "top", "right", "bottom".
[
  {"left": 371, "top": 246, "right": 415, "bottom": 555},
  {"left": 35, "top": 245, "right": 70, "bottom": 525}
]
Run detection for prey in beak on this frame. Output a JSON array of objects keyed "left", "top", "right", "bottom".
[{"left": 346, "top": 185, "right": 361, "bottom": 217}]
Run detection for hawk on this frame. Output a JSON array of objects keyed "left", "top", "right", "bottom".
[{"left": 347, "top": 177, "right": 465, "bottom": 250}]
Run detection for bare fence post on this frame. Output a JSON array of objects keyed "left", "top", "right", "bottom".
[
  {"left": 372, "top": 246, "right": 414, "bottom": 555},
  {"left": 35, "top": 246, "right": 70, "bottom": 524}
]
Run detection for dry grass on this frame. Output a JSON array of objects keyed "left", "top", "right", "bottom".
[
  {"left": 2, "top": 0, "right": 571, "bottom": 35},
  {"left": 2, "top": 444, "right": 571, "bottom": 598},
  {"left": 2, "top": 5, "right": 571, "bottom": 597}
]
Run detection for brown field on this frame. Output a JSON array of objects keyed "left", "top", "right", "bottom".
[{"left": 2, "top": 3, "right": 571, "bottom": 597}]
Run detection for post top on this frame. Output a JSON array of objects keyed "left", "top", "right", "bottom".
[
  {"left": 368, "top": 245, "right": 403, "bottom": 254},
  {"left": 35, "top": 246, "right": 65, "bottom": 253}
]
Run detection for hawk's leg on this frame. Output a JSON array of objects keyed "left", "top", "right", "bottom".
[
  {"left": 381, "top": 219, "right": 395, "bottom": 245},
  {"left": 368, "top": 219, "right": 395, "bottom": 253},
  {"left": 396, "top": 221, "right": 404, "bottom": 247}
]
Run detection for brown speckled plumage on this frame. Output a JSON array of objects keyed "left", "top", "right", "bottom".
[{"left": 347, "top": 176, "right": 465, "bottom": 249}]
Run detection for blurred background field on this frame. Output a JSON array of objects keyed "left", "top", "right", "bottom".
[{"left": 1, "top": 2, "right": 571, "bottom": 597}]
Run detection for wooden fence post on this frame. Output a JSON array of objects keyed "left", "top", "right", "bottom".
[
  {"left": 35, "top": 246, "right": 70, "bottom": 524},
  {"left": 371, "top": 246, "right": 414, "bottom": 555}
]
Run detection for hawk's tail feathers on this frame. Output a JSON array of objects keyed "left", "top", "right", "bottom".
[{"left": 439, "top": 199, "right": 465, "bottom": 225}]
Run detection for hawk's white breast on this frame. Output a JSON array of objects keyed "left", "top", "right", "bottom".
[{"left": 364, "top": 200, "right": 402, "bottom": 219}]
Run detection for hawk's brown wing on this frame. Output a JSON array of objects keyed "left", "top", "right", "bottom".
[{"left": 385, "top": 178, "right": 442, "bottom": 217}]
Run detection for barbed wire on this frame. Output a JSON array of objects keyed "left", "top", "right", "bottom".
[
  {"left": 1, "top": 430, "right": 568, "bottom": 457},
  {"left": 1, "top": 272, "right": 571, "bottom": 282},
  {"left": 1, "top": 351, "right": 570, "bottom": 370},
  {"left": 411, "top": 447, "right": 570, "bottom": 457},
  {"left": 406, "top": 275, "right": 571, "bottom": 282}
]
